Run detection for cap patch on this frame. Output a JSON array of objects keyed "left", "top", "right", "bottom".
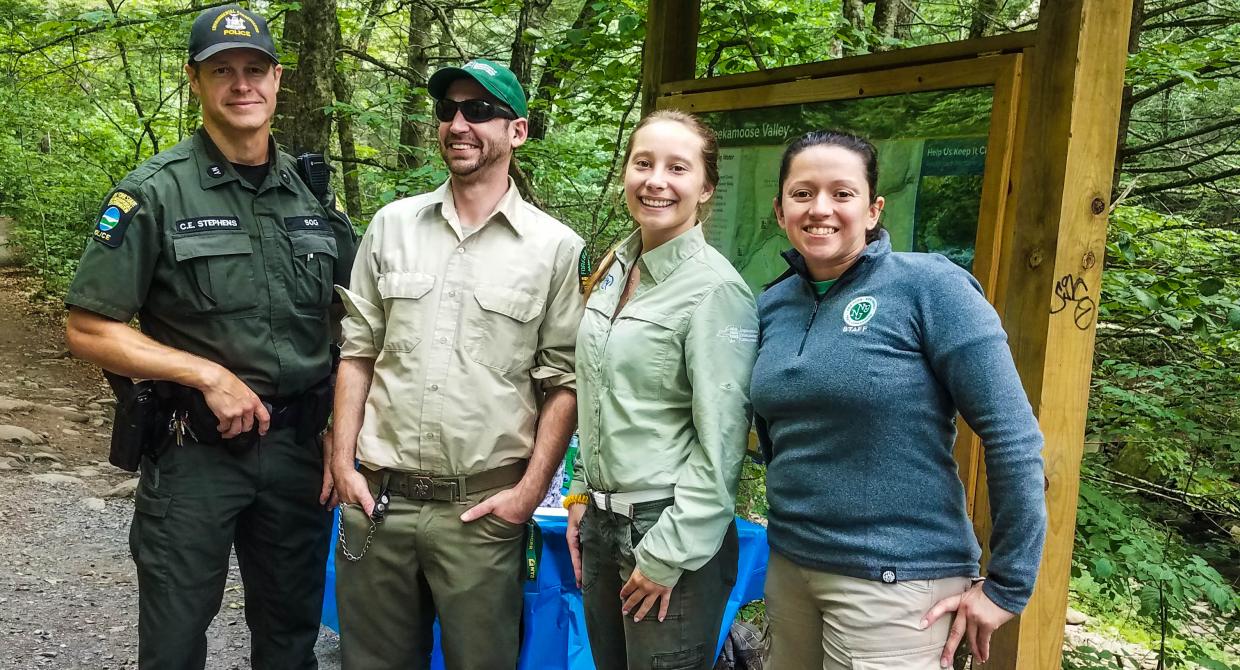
[
  {"left": 464, "top": 61, "right": 497, "bottom": 76},
  {"left": 213, "top": 10, "right": 260, "bottom": 37},
  {"left": 93, "top": 190, "right": 141, "bottom": 248}
]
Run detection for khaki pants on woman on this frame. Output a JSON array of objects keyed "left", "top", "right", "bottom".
[{"left": 764, "top": 551, "right": 971, "bottom": 670}]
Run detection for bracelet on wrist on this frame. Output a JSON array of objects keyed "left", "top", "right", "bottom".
[{"left": 562, "top": 493, "right": 589, "bottom": 509}]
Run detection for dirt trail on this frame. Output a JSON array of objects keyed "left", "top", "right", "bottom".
[{"left": 0, "top": 267, "right": 340, "bottom": 669}]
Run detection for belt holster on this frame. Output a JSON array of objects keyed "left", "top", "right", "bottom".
[{"left": 103, "top": 371, "right": 166, "bottom": 471}]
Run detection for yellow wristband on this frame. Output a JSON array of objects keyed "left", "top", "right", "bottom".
[{"left": 562, "top": 493, "right": 590, "bottom": 509}]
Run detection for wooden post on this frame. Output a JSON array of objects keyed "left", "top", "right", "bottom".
[
  {"left": 982, "top": 0, "right": 1134, "bottom": 667},
  {"left": 640, "top": 0, "right": 700, "bottom": 115}
]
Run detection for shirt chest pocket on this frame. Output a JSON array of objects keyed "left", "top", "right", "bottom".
[
  {"left": 377, "top": 272, "right": 435, "bottom": 352},
  {"left": 465, "top": 284, "right": 544, "bottom": 372},
  {"left": 172, "top": 233, "right": 259, "bottom": 316},
  {"left": 609, "top": 308, "right": 682, "bottom": 396},
  {"left": 289, "top": 232, "right": 339, "bottom": 310}
]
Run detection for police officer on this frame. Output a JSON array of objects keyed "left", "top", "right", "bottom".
[{"left": 64, "top": 5, "right": 357, "bottom": 669}]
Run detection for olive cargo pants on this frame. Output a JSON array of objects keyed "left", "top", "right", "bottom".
[
  {"left": 580, "top": 500, "right": 738, "bottom": 670},
  {"left": 334, "top": 480, "right": 526, "bottom": 670},
  {"left": 130, "top": 428, "right": 331, "bottom": 670}
]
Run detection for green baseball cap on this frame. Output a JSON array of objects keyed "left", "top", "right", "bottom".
[
  {"left": 189, "top": 4, "right": 278, "bottom": 63},
  {"left": 428, "top": 58, "right": 528, "bottom": 118}
]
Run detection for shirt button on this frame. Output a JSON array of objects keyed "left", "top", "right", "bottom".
[
  {"left": 438, "top": 337, "right": 448, "bottom": 344},
  {"left": 456, "top": 247, "right": 465, "bottom": 254},
  {"left": 449, "top": 290, "right": 457, "bottom": 297},
  {"left": 424, "top": 431, "right": 434, "bottom": 439},
  {"left": 430, "top": 384, "right": 439, "bottom": 391}
]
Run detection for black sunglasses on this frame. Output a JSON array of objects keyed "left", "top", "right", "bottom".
[{"left": 434, "top": 98, "right": 517, "bottom": 123}]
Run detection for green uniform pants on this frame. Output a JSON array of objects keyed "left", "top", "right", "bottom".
[
  {"left": 580, "top": 500, "right": 738, "bottom": 670},
  {"left": 335, "top": 481, "right": 525, "bottom": 670},
  {"left": 130, "top": 428, "right": 330, "bottom": 670}
]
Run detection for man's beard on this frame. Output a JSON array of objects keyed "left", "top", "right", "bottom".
[{"left": 441, "top": 139, "right": 506, "bottom": 177}]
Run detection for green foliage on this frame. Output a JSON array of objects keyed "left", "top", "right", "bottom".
[
  {"left": 1, "top": 3, "right": 1238, "bottom": 666},
  {"left": 1070, "top": 481, "right": 1240, "bottom": 668},
  {"left": 1077, "top": 203, "right": 1240, "bottom": 668}
]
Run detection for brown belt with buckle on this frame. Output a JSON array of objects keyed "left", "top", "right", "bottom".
[{"left": 362, "top": 460, "right": 528, "bottom": 503}]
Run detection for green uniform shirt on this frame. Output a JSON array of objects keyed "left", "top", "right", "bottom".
[
  {"left": 570, "top": 225, "right": 758, "bottom": 586},
  {"left": 66, "top": 128, "right": 358, "bottom": 397}
]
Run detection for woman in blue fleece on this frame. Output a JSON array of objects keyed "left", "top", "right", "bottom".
[{"left": 751, "top": 130, "right": 1047, "bottom": 670}]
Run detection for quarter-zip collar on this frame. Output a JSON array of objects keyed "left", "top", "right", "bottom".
[{"left": 768, "top": 229, "right": 893, "bottom": 297}]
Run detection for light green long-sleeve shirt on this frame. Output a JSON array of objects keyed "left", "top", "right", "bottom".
[{"left": 570, "top": 225, "right": 757, "bottom": 586}]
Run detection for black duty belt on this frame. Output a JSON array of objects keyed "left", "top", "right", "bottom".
[{"left": 363, "top": 460, "right": 528, "bottom": 503}]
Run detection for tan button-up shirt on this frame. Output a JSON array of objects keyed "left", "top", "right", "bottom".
[{"left": 338, "top": 180, "right": 585, "bottom": 475}]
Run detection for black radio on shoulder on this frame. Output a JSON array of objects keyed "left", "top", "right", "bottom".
[{"left": 296, "top": 153, "right": 332, "bottom": 203}]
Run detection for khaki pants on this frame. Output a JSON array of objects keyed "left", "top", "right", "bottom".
[
  {"left": 765, "top": 551, "right": 972, "bottom": 670},
  {"left": 335, "top": 481, "right": 525, "bottom": 670}
]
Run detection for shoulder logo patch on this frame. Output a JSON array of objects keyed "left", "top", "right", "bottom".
[
  {"left": 577, "top": 247, "right": 592, "bottom": 294},
  {"left": 843, "top": 296, "right": 878, "bottom": 330},
  {"left": 93, "top": 190, "right": 141, "bottom": 248},
  {"left": 716, "top": 326, "right": 758, "bottom": 344}
]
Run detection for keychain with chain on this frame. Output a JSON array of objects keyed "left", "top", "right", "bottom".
[{"left": 338, "top": 487, "right": 389, "bottom": 562}]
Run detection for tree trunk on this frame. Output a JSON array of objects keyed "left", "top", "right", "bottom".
[
  {"left": 528, "top": 0, "right": 599, "bottom": 140},
  {"left": 397, "top": 3, "right": 433, "bottom": 170},
  {"left": 1113, "top": 0, "right": 1145, "bottom": 195},
  {"left": 895, "top": 0, "right": 916, "bottom": 40},
  {"left": 277, "top": 0, "right": 339, "bottom": 155},
  {"left": 509, "top": 0, "right": 552, "bottom": 89},
  {"left": 872, "top": 0, "right": 900, "bottom": 50},
  {"left": 841, "top": 0, "right": 869, "bottom": 55},
  {"left": 331, "top": 20, "right": 361, "bottom": 219},
  {"left": 331, "top": 0, "right": 387, "bottom": 219},
  {"left": 968, "top": 0, "right": 1001, "bottom": 38}
]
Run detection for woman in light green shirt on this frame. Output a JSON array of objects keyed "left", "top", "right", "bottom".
[{"left": 564, "top": 110, "right": 758, "bottom": 670}]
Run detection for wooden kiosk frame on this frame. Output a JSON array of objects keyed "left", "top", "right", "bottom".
[{"left": 640, "top": 2, "right": 1135, "bottom": 668}]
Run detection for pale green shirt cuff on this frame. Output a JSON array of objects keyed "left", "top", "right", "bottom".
[{"left": 633, "top": 546, "right": 684, "bottom": 588}]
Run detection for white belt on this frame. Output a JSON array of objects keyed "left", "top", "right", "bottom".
[{"left": 589, "top": 487, "right": 675, "bottom": 519}]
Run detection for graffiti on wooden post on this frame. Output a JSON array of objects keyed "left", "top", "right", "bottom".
[{"left": 1051, "top": 274, "right": 1096, "bottom": 330}]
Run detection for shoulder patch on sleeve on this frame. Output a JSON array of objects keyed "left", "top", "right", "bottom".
[
  {"left": 577, "top": 246, "right": 592, "bottom": 293},
  {"left": 92, "top": 189, "right": 142, "bottom": 248}
]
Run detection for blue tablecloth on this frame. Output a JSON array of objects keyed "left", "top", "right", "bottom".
[{"left": 322, "top": 510, "right": 769, "bottom": 669}]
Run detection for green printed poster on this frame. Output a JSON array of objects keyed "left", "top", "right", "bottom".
[{"left": 699, "top": 88, "right": 994, "bottom": 291}]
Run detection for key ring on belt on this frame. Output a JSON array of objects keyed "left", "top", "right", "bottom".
[{"left": 338, "top": 472, "right": 391, "bottom": 562}]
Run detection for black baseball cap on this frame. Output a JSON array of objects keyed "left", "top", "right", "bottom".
[{"left": 188, "top": 5, "right": 278, "bottom": 63}]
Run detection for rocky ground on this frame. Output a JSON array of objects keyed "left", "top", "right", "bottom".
[{"left": 0, "top": 266, "right": 341, "bottom": 669}]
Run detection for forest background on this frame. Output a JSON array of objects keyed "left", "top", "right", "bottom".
[{"left": 0, "top": 0, "right": 1236, "bottom": 667}]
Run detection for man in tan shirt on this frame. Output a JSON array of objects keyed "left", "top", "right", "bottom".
[{"left": 331, "top": 59, "right": 584, "bottom": 669}]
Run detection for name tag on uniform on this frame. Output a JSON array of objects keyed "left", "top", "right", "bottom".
[
  {"left": 284, "top": 216, "right": 329, "bottom": 234},
  {"left": 175, "top": 216, "right": 242, "bottom": 234}
]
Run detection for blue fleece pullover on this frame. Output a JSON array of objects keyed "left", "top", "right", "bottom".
[{"left": 751, "top": 232, "right": 1047, "bottom": 613}]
